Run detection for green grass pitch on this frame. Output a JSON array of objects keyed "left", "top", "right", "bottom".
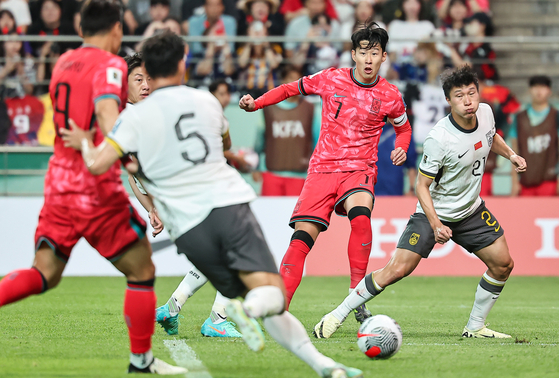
[{"left": 1, "top": 276, "right": 558, "bottom": 377}]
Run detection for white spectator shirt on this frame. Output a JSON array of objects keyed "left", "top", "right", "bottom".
[
  {"left": 412, "top": 83, "right": 449, "bottom": 147},
  {"left": 108, "top": 85, "right": 257, "bottom": 240},
  {"left": 1, "top": 0, "right": 32, "bottom": 26},
  {"left": 417, "top": 103, "right": 496, "bottom": 221}
]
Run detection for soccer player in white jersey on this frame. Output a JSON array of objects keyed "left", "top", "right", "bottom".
[
  {"left": 313, "top": 65, "right": 527, "bottom": 340},
  {"left": 72, "top": 31, "right": 363, "bottom": 378}
]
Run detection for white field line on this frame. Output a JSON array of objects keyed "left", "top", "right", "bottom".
[
  {"left": 403, "top": 342, "right": 558, "bottom": 347},
  {"left": 164, "top": 339, "right": 213, "bottom": 378}
]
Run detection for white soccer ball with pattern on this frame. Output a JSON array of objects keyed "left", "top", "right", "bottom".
[{"left": 357, "top": 314, "right": 402, "bottom": 359}]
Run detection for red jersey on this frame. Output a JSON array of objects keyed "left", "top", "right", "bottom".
[
  {"left": 254, "top": 68, "right": 410, "bottom": 174},
  {"left": 5, "top": 95, "right": 44, "bottom": 146},
  {"left": 47, "top": 46, "right": 129, "bottom": 210}
]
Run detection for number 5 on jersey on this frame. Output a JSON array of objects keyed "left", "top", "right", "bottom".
[{"left": 174, "top": 112, "right": 210, "bottom": 165}]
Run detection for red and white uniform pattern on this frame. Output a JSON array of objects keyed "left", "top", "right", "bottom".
[{"left": 254, "top": 67, "right": 411, "bottom": 175}]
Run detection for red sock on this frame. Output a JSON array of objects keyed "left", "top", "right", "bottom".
[
  {"left": 0, "top": 268, "right": 46, "bottom": 307},
  {"left": 348, "top": 210, "right": 372, "bottom": 289},
  {"left": 124, "top": 280, "right": 156, "bottom": 354},
  {"left": 280, "top": 231, "right": 314, "bottom": 310}
]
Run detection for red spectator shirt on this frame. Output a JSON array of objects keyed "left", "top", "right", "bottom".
[
  {"left": 46, "top": 45, "right": 129, "bottom": 210},
  {"left": 254, "top": 68, "right": 411, "bottom": 174},
  {"left": 5, "top": 95, "right": 44, "bottom": 145}
]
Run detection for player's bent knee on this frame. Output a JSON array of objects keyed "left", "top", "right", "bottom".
[
  {"left": 348, "top": 206, "right": 371, "bottom": 221},
  {"left": 291, "top": 230, "right": 315, "bottom": 251}
]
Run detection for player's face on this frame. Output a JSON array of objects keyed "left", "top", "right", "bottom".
[
  {"left": 212, "top": 84, "right": 231, "bottom": 109},
  {"left": 447, "top": 83, "right": 480, "bottom": 119},
  {"left": 351, "top": 41, "right": 386, "bottom": 83},
  {"left": 529, "top": 84, "right": 551, "bottom": 105},
  {"left": 128, "top": 66, "right": 150, "bottom": 104}
]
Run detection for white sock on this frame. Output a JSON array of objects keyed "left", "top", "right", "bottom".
[
  {"left": 243, "top": 285, "right": 285, "bottom": 318},
  {"left": 332, "top": 273, "right": 383, "bottom": 322},
  {"left": 210, "top": 291, "right": 230, "bottom": 324},
  {"left": 130, "top": 349, "right": 153, "bottom": 369},
  {"left": 167, "top": 267, "right": 209, "bottom": 316},
  {"left": 263, "top": 312, "right": 336, "bottom": 375},
  {"left": 466, "top": 272, "right": 506, "bottom": 331}
]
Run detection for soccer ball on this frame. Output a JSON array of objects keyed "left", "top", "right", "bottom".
[{"left": 357, "top": 314, "right": 402, "bottom": 359}]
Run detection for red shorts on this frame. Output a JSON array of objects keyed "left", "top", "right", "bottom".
[
  {"left": 289, "top": 170, "right": 375, "bottom": 230},
  {"left": 261, "top": 172, "right": 306, "bottom": 196},
  {"left": 34, "top": 202, "right": 147, "bottom": 263},
  {"left": 480, "top": 172, "right": 493, "bottom": 197},
  {"left": 520, "top": 180, "right": 558, "bottom": 196}
]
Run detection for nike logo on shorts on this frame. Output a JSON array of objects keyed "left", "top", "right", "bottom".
[
  {"left": 359, "top": 184, "right": 370, "bottom": 187},
  {"left": 282, "top": 263, "right": 295, "bottom": 266},
  {"left": 361, "top": 241, "right": 372, "bottom": 247},
  {"left": 458, "top": 150, "right": 469, "bottom": 159}
]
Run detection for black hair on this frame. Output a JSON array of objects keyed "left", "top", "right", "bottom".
[
  {"left": 150, "top": 0, "right": 170, "bottom": 7},
  {"left": 465, "top": 12, "right": 494, "bottom": 36},
  {"left": 163, "top": 15, "right": 181, "bottom": 24},
  {"left": 441, "top": 65, "right": 479, "bottom": 98},
  {"left": 398, "top": 0, "right": 424, "bottom": 21},
  {"left": 351, "top": 20, "right": 388, "bottom": 52},
  {"left": 0, "top": 29, "right": 25, "bottom": 58},
  {"left": 141, "top": 30, "right": 184, "bottom": 79},
  {"left": 529, "top": 75, "right": 551, "bottom": 88},
  {"left": 209, "top": 79, "right": 231, "bottom": 94},
  {"left": 280, "top": 64, "right": 302, "bottom": 80},
  {"left": 80, "top": 0, "right": 123, "bottom": 38},
  {"left": 124, "top": 53, "right": 143, "bottom": 76}
]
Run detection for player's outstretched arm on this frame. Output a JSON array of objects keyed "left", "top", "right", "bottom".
[
  {"left": 239, "top": 81, "right": 301, "bottom": 112},
  {"left": 491, "top": 133, "right": 527, "bottom": 173},
  {"left": 416, "top": 174, "right": 452, "bottom": 244},
  {"left": 95, "top": 98, "right": 121, "bottom": 136}
]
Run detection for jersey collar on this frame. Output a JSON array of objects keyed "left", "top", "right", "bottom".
[
  {"left": 350, "top": 68, "right": 379, "bottom": 88},
  {"left": 449, "top": 112, "right": 478, "bottom": 134}
]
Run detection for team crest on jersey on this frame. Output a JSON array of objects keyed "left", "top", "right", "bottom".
[
  {"left": 423, "top": 155, "right": 428, "bottom": 164},
  {"left": 409, "top": 233, "right": 420, "bottom": 245},
  {"left": 370, "top": 98, "right": 382, "bottom": 114},
  {"left": 486, "top": 130, "right": 494, "bottom": 148}
]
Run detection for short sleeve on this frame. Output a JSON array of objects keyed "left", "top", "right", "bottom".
[
  {"left": 107, "top": 108, "right": 138, "bottom": 156},
  {"left": 388, "top": 90, "right": 408, "bottom": 127},
  {"left": 419, "top": 133, "right": 445, "bottom": 179},
  {"left": 298, "top": 69, "right": 331, "bottom": 97},
  {"left": 91, "top": 57, "right": 127, "bottom": 105}
]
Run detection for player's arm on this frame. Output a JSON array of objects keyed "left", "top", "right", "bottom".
[
  {"left": 127, "top": 173, "right": 164, "bottom": 237},
  {"left": 95, "top": 98, "right": 121, "bottom": 136},
  {"left": 491, "top": 133, "right": 526, "bottom": 173},
  {"left": 239, "top": 81, "right": 301, "bottom": 112},
  {"left": 222, "top": 130, "right": 232, "bottom": 151},
  {"left": 416, "top": 173, "right": 452, "bottom": 244},
  {"left": 388, "top": 97, "right": 413, "bottom": 166}
]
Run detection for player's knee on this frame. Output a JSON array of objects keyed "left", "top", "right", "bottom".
[
  {"left": 290, "top": 230, "right": 315, "bottom": 251},
  {"left": 127, "top": 260, "right": 155, "bottom": 282},
  {"left": 348, "top": 206, "right": 372, "bottom": 232}
]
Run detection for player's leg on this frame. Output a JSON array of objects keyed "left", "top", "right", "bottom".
[
  {"left": 315, "top": 212, "right": 433, "bottom": 338},
  {"left": 343, "top": 191, "right": 374, "bottom": 323},
  {"left": 156, "top": 266, "right": 209, "bottom": 335},
  {"left": 280, "top": 221, "right": 321, "bottom": 309},
  {"left": 0, "top": 245, "right": 65, "bottom": 307},
  {"left": 200, "top": 291, "right": 242, "bottom": 338},
  {"left": 463, "top": 235, "right": 514, "bottom": 338}
]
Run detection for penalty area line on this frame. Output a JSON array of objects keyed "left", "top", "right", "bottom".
[{"left": 164, "top": 339, "right": 213, "bottom": 378}]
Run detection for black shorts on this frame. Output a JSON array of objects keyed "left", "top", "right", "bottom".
[
  {"left": 175, "top": 203, "right": 278, "bottom": 298},
  {"left": 397, "top": 201, "right": 505, "bottom": 258}
]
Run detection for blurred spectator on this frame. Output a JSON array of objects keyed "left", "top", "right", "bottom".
[
  {"left": 29, "top": 0, "right": 76, "bottom": 26},
  {"left": 387, "top": 0, "right": 435, "bottom": 65},
  {"left": 284, "top": 0, "right": 341, "bottom": 63},
  {"left": 253, "top": 65, "right": 320, "bottom": 196},
  {"left": 436, "top": 0, "right": 488, "bottom": 24},
  {"left": 0, "top": 0, "right": 31, "bottom": 32},
  {"left": 448, "top": 12, "right": 498, "bottom": 81},
  {"left": 476, "top": 67, "right": 520, "bottom": 196},
  {"left": 237, "top": 0, "right": 284, "bottom": 38},
  {"left": 135, "top": 0, "right": 170, "bottom": 35},
  {"left": 181, "top": 0, "right": 238, "bottom": 34},
  {"left": 237, "top": 20, "right": 282, "bottom": 98},
  {"left": 381, "top": 0, "right": 437, "bottom": 25},
  {"left": 279, "top": 0, "right": 338, "bottom": 24},
  {"left": 332, "top": 0, "right": 354, "bottom": 39},
  {"left": 438, "top": 0, "right": 468, "bottom": 31},
  {"left": 0, "top": 29, "right": 35, "bottom": 99},
  {"left": 510, "top": 76, "right": 559, "bottom": 196},
  {"left": 128, "top": 0, "right": 182, "bottom": 27},
  {"left": 0, "top": 99, "right": 8, "bottom": 144},
  {"left": 375, "top": 122, "right": 418, "bottom": 195},
  {"left": 187, "top": 0, "right": 236, "bottom": 56},
  {"left": 27, "top": 0, "right": 74, "bottom": 58},
  {"left": 0, "top": 8, "right": 18, "bottom": 33},
  {"left": 5, "top": 94, "right": 44, "bottom": 145}
]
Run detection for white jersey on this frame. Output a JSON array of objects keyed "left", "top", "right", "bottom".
[
  {"left": 417, "top": 103, "right": 496, "bottom": 221},
  {"left": 125, "top": 101, "right": 148, "bottom": 195},
  {"left": 108, "top": 85, "right": 257, "bottom": 240},
  {"left": 411, "top": 83, "right": 448, "bottom": 147}
]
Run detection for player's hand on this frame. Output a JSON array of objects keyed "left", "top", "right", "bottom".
[
  {"left": 149, "top": 208, "right": 164, "bottom": 237},
  {"left": 239, "top": 94, "right": 256, "bottom": 112},
  {"left": 391, "top": 147, "right": 407, "bottom": 166},
  {"left": 510, "top": 154, "right": 527, "bottom": 173},
  {"left": 433, "top": 224, "right": 452, "bottom": 244},
  {"left": 60, "top": 119, "right": 95, "bottom": 151}
]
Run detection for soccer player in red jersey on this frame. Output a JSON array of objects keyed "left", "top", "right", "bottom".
[
  {"left": 239, "top": 21, "right": 412, "bottom": 320},
  {"left": 0, "top": 0, "right": 185, "bottom": 374}
]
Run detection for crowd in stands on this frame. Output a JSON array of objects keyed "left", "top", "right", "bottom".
[{"left": 0, "top": 0, "right": 557, "bottom": 195}]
